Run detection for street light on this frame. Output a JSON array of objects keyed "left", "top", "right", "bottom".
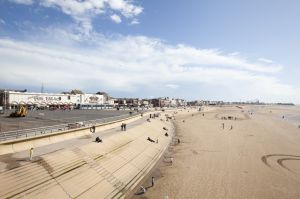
[{"left": 4, "top": 89, "right": 6, "bottom": 113}]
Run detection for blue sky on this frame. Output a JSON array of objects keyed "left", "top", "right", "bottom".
[{"left": 0, "top": 0, "right": 300, "bottom": 103}]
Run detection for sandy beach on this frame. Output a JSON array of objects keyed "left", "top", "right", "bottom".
[{"left": 132, "top": 106, "right": 300, "bottom": 199}]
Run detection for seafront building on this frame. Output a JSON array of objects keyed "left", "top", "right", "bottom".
[
  {"left": 0, "top": 89, "right": 188, "bottom": 110},
  {"left": 0, "top": 90, "right": 110, "bottom": 110},
  {"left": 151, "top": 97, "right": 187, "bottom": 107}
]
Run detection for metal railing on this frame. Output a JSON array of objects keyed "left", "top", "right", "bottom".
[{"left": 0, "top": 112, "right": 141, "bottom": 142}]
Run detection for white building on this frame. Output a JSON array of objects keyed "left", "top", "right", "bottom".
[
  {"left": 77, "top": 94, "right": 106, "bottom": 109},
  {"left": 80, "top": 94, "right": 104, "bottom": 105},
  {"left": 0, "top": 90, "right": 105, "bottom": 109},
  {"left": 170, "top": 98, "right": 187, "bottom": 107}
]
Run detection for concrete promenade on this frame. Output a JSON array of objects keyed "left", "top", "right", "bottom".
[{"left": 0, "top": 110, "right": 177, "bottom": 198}]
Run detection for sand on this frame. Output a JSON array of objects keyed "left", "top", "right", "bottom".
[{"left": 132, "top": 106, "right": 300, "bottom": 199}]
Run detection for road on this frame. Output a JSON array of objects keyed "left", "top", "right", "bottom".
[{"left": 0, "top": 109, "right": 134, "bottom": 132}]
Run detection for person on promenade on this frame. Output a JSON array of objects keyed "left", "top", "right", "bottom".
[
  {"left": 91, "top": 126, "right": 96, "bottom": 133},
  {"left": 29, "top": 148, "right": 34, "bottom": 161},
  {"left": 147, "top": 137, "right": 155, "bottom": 142},
  {"left": 95, "top": 137, "right": 102, "bottom": 143}
]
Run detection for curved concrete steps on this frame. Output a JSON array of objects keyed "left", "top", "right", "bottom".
[{"left": 0, "top": 117, "right": 174, "bottom": 199}]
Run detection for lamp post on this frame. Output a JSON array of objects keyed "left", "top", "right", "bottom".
[{"left": 4, "top": 89, "right": 6, "bottom": 113}]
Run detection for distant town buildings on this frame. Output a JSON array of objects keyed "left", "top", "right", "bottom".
[
  {"left": 1, "top": 89, "right": 293, "bottom": 110},
  {"left": 112, "top": 97, "right": 187, "bottom": 108}
]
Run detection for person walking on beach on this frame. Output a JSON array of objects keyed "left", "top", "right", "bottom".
[
  {"left": 124, "top": 123, "right": 127, "bottom": 131},
  {"left": 170, "top": 157, "right": 174, "bottom": 164},
  {"left": 230, "top": 125, "right": 233, "bottom": 130},
  {"left": 151, "top": 176, "right": 155, "bottom": 187},
  {"left": 29, "top": 147, "right": 34, "bottom": 161},
  {"left": 222, "top": 123, "right": 225, "bottom": 129},
  {"left": 121, "top": 123, "right": 124, "bottom": 131}
]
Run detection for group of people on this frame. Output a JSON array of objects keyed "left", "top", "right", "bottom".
[
  {"left": 121, "top": 123, "right": 127, "bottom": 131},
  {"left": 149, "top": 113, "right": 159, "bottom": 119},
  {"left": 222, "top": 123, "right": 233, "bottom": 130}
]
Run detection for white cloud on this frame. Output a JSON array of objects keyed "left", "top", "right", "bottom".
[
  {"left": 9, "top": 0, "right": 33, "bottom": 5},
  {"left": 0, "top": 34, "right": 298, "bottom": 103},
  {"left": 0, "top": 19, "right": 5, "bottom": 26},
  {"left": 258, "top": 58, "right": 274, "bottom": 64},
  {"left": 110, "top": 14, "right": 122, "bottom": 23},
  {"left": 229, "top": 52, "right": 240, "bottom": 56},
  {"left": 9, "top": 0, "right": 143, "bottom": 34},
  {"left": 166, "top": 84, "right": 179, "bottom": 89},
  {"left": 40, "top": 0, "right": 142, "bottom": 33},
  {"left": 107, "top": 0, "right": 143, "bottom": 17},
  {"left": 130, "top": 19, "right": 139, "bottom": 25}
]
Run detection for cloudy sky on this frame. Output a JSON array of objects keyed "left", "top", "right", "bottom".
[{"left": 0, "top": 0, "right": 300, "bottom": 103}]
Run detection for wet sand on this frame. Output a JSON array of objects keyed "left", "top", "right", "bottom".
[{"left": 132, "top": 106, "right": 300, "bottom": 199}]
